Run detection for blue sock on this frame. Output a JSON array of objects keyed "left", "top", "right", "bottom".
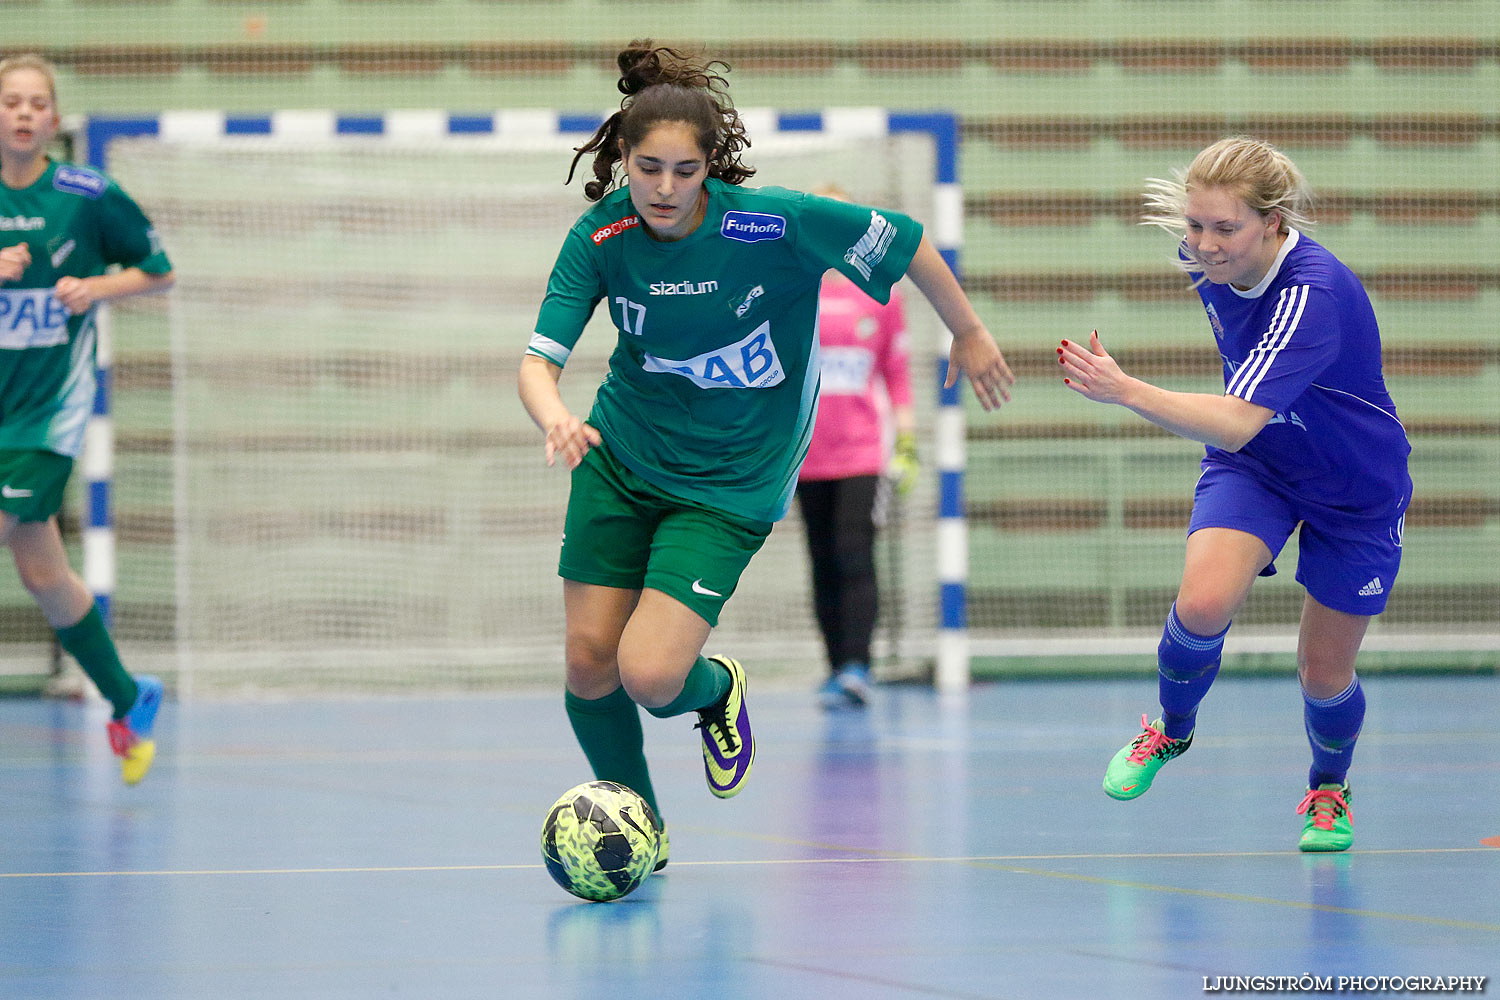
[
  {"left": 1157, "top": 604, "right": 1229, "bottom": 740},
  {"left": 1303, "top": 675, "right": 1365, "bottom": 788}
]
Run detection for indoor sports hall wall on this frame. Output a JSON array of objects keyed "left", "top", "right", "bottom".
[{"left": 3, "top": 1, "right": 1496, "bottom": 685}]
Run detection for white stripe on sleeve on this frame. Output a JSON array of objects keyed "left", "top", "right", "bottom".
[
  {"left": 526, "top": 333, "right": 573, "bottom": 367},
  {"left": 1227, "top": 284, "right": 1308, "bottom": 402}
]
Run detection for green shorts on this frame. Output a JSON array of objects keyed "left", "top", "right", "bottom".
[
  {"left": 560, "top": 442, "right": 773, "bottom": 627},
  {"left": 0, "top": 449, "right": 73, "bottom": 523}
]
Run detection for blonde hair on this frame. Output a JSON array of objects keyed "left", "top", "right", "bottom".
[
  {"left": 0, "top": 53, "right": 59, "bottom": 106},
  {"left": 1142, "top": 136, "right": 1314, "bottom": 278}
]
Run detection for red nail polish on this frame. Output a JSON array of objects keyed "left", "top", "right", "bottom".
[
  {"left": 1063, "top": 378, "right": 1071, "bottom": 385},
  {"left": 1061, "top": 340, "right": 1069, "bottom": 347}
]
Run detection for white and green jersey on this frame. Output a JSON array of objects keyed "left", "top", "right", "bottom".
[
  {"left": 0, "top": 160, "right": 171, "bottom": 457},
  {"left": 530, "top": 178, "right": 922, "bottom": 522}
]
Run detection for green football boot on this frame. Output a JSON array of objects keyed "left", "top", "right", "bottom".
[
  {"left": 1296, "top": 782, "right": 1353, "bottom": 852},
  {"left": 1103, "top": 714, "right": 1193, "bottom": 800}
]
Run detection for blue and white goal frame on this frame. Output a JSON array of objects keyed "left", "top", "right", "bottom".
[{"left": 82, "top": 108, "right": 974, "bottom": 690}]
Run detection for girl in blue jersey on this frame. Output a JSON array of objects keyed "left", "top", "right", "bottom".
[
  {"left": 1, "top": 54, "right": 173, "bottom": 784},
  {"left": 519, "top": 41, "right": 1013, "bottom": 866},
  {"left": 1059, "top": 136, "right": 1410, "bottom": 852}
]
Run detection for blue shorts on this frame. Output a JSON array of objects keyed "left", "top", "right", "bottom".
[{"left": 1187, "top": 463, "right": 1406, "bottom": 616}]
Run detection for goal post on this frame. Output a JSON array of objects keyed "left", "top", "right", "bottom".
[{"left": 80, "top": 109, "right": 969, "bottom": 697}]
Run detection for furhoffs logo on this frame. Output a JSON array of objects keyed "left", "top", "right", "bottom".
[
  {"left": 592, "top": 216, "right": 640, "bottom": 244},
  {"left": 721, "top": 211, "right": 785, "bottom": 243}
]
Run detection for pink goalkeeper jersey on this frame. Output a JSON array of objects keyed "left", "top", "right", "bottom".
[{"left": 798, "top": 273, "right": 913, "bottom": 482}]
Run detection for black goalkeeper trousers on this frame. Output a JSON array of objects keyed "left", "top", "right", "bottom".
[{"left": 794, "top": 475, "right": 881, "bottom": 674}]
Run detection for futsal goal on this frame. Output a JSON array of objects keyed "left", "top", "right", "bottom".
[{"left": 81, "top": 109, "right": 969, "bottom": 697}]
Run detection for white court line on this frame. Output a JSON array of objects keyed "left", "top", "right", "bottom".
[{"left": 4, "top": 844, "right": 1493, "bottom": 878}]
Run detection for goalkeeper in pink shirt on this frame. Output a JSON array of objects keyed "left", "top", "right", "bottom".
[{"left": 796, "top": 189, "right": 917, "bottom": 709}]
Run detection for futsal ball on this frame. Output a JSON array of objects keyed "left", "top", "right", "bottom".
[{"left": 540, "top": 780, "right": 661, "bottom": 902}]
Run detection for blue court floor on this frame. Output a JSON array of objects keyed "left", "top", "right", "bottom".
[{"left": 2, "top": 675, "right": 1497, "bottom": 999}]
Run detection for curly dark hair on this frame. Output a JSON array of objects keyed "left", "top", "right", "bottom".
[{"left": 566, "top": 40, "right": 756, "bottom": 201}]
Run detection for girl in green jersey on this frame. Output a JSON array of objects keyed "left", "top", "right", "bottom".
[
  {"left": 1, "top": 54, "right": 174, "bottom": 784},
  {"left": 519, "top": 41, "right": 1013, "bottom": 863}
]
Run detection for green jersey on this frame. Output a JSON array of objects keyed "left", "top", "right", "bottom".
[
  {"left": 0, "top": 160, "right": 171, "bottom": 457},
  {"left": 531, "top": 178, "right": 922, "bottom": 522}
]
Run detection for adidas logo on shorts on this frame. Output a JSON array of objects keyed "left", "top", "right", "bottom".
[{"left": 1357, "top": 577, "right": 1385, "bottom": 597}]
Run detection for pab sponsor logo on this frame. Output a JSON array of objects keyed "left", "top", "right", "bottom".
[
  {"left": 0, "top": 289, "right": 71, "bottom": 350},
  {"left": 721, "top": 211, "right": 785, "bottom": 243},
  {"left": 642, "top": 320, "right": 785, "bottom": 389}
]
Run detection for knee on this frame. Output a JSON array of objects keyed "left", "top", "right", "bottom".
[
  {"left": 564, "top": 632, "right": 620, "bottom": 699},
  {"left": 1297, "top": 653, "right": 1355, "bottom": 699},
  {"left": 1171, "top": 592, "right": 1236, "bottom": 636},
  {"left": 616, "top": 652, "right": 680, "bottom": 710}
]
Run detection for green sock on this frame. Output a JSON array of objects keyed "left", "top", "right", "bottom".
[
  {"left": 565, "top": 685, "right": 660, "bottom": 818},
  {"left": 55, "top": 604, "right": 138, "bottom": 719},
  {"left": 642, "top": 655, "right": 731, "bottom": 720}
]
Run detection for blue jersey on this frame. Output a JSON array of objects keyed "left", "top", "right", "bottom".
[{"left": 1194, "top": 229, "right": 1411, "bottom": 522}]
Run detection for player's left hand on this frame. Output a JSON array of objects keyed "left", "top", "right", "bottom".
[
  {"left": 1058, "top": 330, "right": 1130, "bottom": 404},
  {"left": 944, "top": 325, "right": 1015, "bottom": 411},
  {"left": 53, "top": 276, "right": 98, "bottom": 315}
]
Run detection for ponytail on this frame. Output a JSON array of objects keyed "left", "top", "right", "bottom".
[{"left": 566, "top": 40, "right": 755, "bottom": 201}]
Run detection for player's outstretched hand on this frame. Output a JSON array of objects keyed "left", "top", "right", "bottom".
[
  {"left": 944, "top": 325, "right": 1015, "bottom": 411},
  {"left": 0, "top": 243, "right": 31, "bottom": 284},
  {"left": 544, "top": 415, "right": 602, "bottom": 470},
  {"left": 1058, "top": 330, "right": 1131, "bottom": 405}
]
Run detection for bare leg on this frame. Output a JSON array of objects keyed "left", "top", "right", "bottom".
[
  {"left": 562, "top": 580, "right": 639, "bottom": 699},
  {"left": 6, "top": 516, "right": 95, "bottom": 628},
  {"left": 1296, "top": 593, "right": 1370, "bottom": 698},
  {"left": 617, "top": 588, "right": 713, "bottom": 709},
  {"left": 1173, "top": 527, "right": 1272, "bottom": 634}
]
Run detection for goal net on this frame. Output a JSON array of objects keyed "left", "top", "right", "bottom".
[{"left": 94, "top": 111, "right": 947, "bottom": 696}]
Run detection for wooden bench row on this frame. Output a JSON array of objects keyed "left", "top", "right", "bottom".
[
  {"left": 132, "top": 191, "right": 1500, "bottom": 231},
  {"left": 964, "top": 116, "right": 1500, "bottom": 148},
  {"left": 7, "top": 584, "right": 1495, "bottom": 641},
  {"left": 106, "top": 339, "right": 1499, "bottom": 397},
  {"left": 969, "top": 583, "right": 1500, "bottom": 628},
  {"left": 968, "top": 192, "right": 1500, "bottom": 226},
  {"left": 970, "top": 494, "right": 1500, "bottom": 532},
  {"left": 51, "top": 486, "right": 1497, "bottom": 550},
  {"left": 96, "top": 269, "right": 1500, "bottom": 309},
  {"left": 960, "top": 270, "right": 1500, "bottom": 302},
  {"left": 28, "top": 39, "right": 1500, "bottom": 77}
]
